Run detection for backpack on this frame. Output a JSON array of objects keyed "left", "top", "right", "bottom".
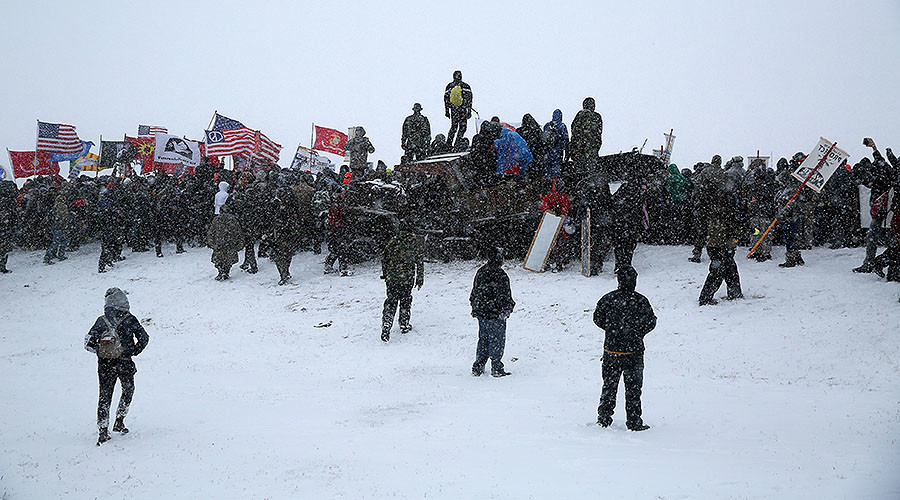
[
  {"left": 98, "top": 316, "right": 124, "bottom": 359},
  {"left": 449, "top": 85, "right": 463, "bottom": 107},
  {"left": 542, "top": 125, "right": 558, "bottom": 146}
]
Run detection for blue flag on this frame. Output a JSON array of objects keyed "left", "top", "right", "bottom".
[
  {"left": 50, "top": 141, "right": 93, "bottom": 162},
  {"left": 213, "top": 113, "right": 246, "bottom": 131}
]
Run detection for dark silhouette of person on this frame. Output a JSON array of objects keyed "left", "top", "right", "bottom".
[{"left": 444, "top": 70, "right": 473, "bottom": 149}]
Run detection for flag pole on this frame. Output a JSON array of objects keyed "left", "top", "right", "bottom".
[
  {"left": 6, "top": 149, "right": 15, "bottom": 181},
  {"left": 96, "top": 134, "right": 102, "bottom": 179},
  {"left": 746, "top": 141, "right": 838, "bottom": 258},
  {"left": 207, "top": 110, "right": 217, "bottom": 132},
  {"left": 34, "top": 120, "right": 39, "bottom": 177}
]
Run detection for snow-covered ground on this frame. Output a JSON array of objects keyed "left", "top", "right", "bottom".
[{"left": 1, "top": 243, "right": 898, "bottom": 499}]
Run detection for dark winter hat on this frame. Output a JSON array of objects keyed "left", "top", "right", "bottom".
[
  {"left": 453, "top": 70, "right": 462, "bottom": 81},
  {"left": 104, "top": 287, "right": 129, "bottom": 312},
  {"left": 412, "top": 103, "right": 422, "bottom": 112},
  {"left": 615, "top": 265, "right": 638, "bottom": 291},
  {"left": 711, "top": 155, "right": 722, "bottom": 166},
  {"left": 488, "top": 246, "right": 505, "bottom": 266},
  {"left": 582, "top": 97, "right": 596, "bottom": 111}
]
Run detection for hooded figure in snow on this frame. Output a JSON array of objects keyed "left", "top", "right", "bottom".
[
  {"left": 543, "top": 109, "right": 569, "bottom": 179},
  {"left": 84, "top": 287, "right": 150, "bottom": 446},
  {"left": 214, "top": 181, "right": 229, "bottom": 215},
  {"left": 470, "top": 247, "right": 515, "bottom": 377},
  {"left": 207, "top": 201, "right": 245, "bottom": 281},
  {"left": 593, "top": 266, "right": 656, "bottom": 431}
]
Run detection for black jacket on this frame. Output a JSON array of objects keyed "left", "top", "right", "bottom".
[
  {"left": 593, "top": 281, "right": 656, "bottom": 355},
  {"left": 470, "top": 259, "right": 515, "bottom": 319},
  {"left": 84, "top": 310, "right": 150, "bottom": 359}
]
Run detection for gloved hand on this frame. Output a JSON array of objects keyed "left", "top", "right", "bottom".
[
  {"left": 121, "top": 348, "right": 134, "bottom": 357},
  {"left": 502, "top": 310, "right": 511, "bottom": 320},
  {"left": 416, "top": 279, "right": 423, "bottom": 290}
]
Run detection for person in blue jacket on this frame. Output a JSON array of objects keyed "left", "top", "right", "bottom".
[
  {"left": 543, "top": 109, "right": 569, "bottom": 179},
  {"left": 494, "top": 126, "right": 533, "bottom": 178}
]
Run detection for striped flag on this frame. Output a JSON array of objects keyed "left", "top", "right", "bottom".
[
  {"left": 256, "top": 131, "right": 281, "bottom": 163},
  {"left": 74, "top": 152, "right": 102, "bottom": 171},
  {"left": 138, "top": 125, "right": 168, "bottom": 136},
  {"left": 205, "top": 128, "right": 256, "bottom": 157},
  {"left": 37, "top": 121, "right": 83, "bottom": 154}
]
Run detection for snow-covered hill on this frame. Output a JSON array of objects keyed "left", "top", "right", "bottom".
[{"left": 1, "top": 243, "right": 898, "bottom": 499}]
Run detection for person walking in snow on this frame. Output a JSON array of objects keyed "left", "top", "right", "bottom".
[
  {"left": 696, "top": 155, "right": 743, "bottom": 305},
  {"left": 380, "top": 220, "right": 424, "bottom": 342},
  {"left": 470, "top": 247, "right": 515, "bottom": 377},
  {"left": 84, "top": 287, "right": 150, "bottom": 446},
  {"left": 594, "top": 265, "right": 656, "bottom": 431},
  {"left": 207, "top": 201, "right": 245, "bottom": 281}
]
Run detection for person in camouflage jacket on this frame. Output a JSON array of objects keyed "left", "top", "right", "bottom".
[{"left": 380, "top": 222, "right": 424, "bottom": 342}]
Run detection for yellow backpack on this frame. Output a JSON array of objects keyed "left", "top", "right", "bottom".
[{"left": 449, "top": 85, "right": 463, "bottom": 107}]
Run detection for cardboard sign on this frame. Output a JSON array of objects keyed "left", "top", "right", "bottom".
[
  {"left": 523, "top": 211, "right": 564, "bottom": 273},
  {"left": 791, "top": 137, "right": 850, "bottom": 192}
]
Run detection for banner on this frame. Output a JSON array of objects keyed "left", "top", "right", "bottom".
[
  {"left": 313, "top": 126, "right": 348, "bottom": 155},
  {"left": 100, "top": 140, "right": 135, "bottom": 170},
  {"left": 8, "top": 150, "right": 60, "bottom": 178},
  {"left": 791, "top": 137, "right": 850, "bottom": 192},
  {"left": 290, "top": 145, "right": 333, "bottom": 172},
  {"left": 154, "top": 134, "right": 201, "bottom": 167}
]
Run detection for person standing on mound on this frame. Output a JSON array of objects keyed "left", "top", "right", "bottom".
[
  {"left": 470, "top": 247, "right": 515, "bottom": 377},
  {"left": 84, "top": 288, "right": 150, "bottom": 446},
  {"left": 594, "top": 266, "right": 656, "bottom": 431}
]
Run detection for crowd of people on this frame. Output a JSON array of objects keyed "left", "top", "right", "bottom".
[{"left": 3, "top": 70, "right": 899, "bottom": 444}]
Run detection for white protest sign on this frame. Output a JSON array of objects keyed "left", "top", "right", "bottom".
[
  {"left": 791, "top": 137, "right": 850, "bottom": 192},
  {"left": 154, "top": 134, "right": 202, "bottom": 167}
]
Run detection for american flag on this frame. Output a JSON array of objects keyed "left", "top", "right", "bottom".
[
  {"left": 205, "top": 128, "right": 257, "bottom": 157},
  {"left": 37, "top": 121, "right": 82, "bottom": 154},
  {"left": 255, "top": 131, "right": 281, "bottom": 163},
  {"left": 138, "top": 125, "right": 168, "bottom": 136}
]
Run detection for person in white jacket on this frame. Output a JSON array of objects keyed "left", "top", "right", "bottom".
[{"left": 214, "top": 181, "right": 230, "bottom": 215}]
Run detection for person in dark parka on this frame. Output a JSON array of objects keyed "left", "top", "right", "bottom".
[
  {"left": 470, "top": 247, "right": 515, "bottom": 377},
  {"left": 569, "top": 97, "right": 603, "bottom": 177},
  {"left": 84, "top": 287, "right": 150, "bottom": 445},
  {"left": 0, "top": 180, "right": 19, "bottom": 273},
  {"left": 345, "top": 127, "right": 376, "bottom": 181},
  {"left": 380, "top": 222, "right": 425, "bottom": 342},
  {"left": 543, "top": 109, "right": 569, "bottom": 179},
  {"left": 402, "top": 103, "right": 431, "bottom": 162},
  {"left": 695, "top": 155, "right": 743, "bottom": 305},
  {"left": 594, "top": 266, "right": 656, "bottom": 431},
  {"left": 207, "top": 202, "right": 245, "bottom": 281},
  {"left": 444, "top": 70, "right": 473, "bottom": 149}
]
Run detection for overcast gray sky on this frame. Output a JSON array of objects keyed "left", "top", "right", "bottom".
[{"left": 2, "top": 0, "right": 899, "bottom": 175}]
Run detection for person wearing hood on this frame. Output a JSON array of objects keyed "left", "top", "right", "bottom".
[
  {"left": 570, "top": 97, "right": 603, "bottom": 177},
  {"left": 516, "top": 113, "right": 546, "bottom": 180},
  {"left": 268, "top": 189, "right": 301, "bottom": 285},
  {"left": 593, "top": 266, "right": 656, "bottom": 431},
  {"left": 402, "top": 103, "right": 431, "bottom": 163},
  {"left": 664, "top": 164, "right": 691, "bottom": 245},
  {"left": 469, "top": 247, "right": 515, "bottom": 377},
  {"left": 494, "top": 126, "right": 533, "bottom": 178},
  {"left": 84, "top": 287, "right": 150, "bottom": 446},
  {"left": 696, "top": 155, "right": 743, "bottom": 305},
  {"left": 345, "top": 127, "right": 376, "bottom": 181},
  {"left": 44, "top": 189, "right": 71, "bottom": 264},
  {"left": 380, "top": 220, "right": 425, "bottom": 342},
  {"left": 206, "top": 201, "right": 245, "bottom": 281},
  {"left": 444, "top": 70, "right": 473, "bottom": 149},
  {"left": 214, "top": 181, "right": 229, "bottom": 215},
  {"left": 543, "top": 109, "right": 569, "bottom": 179},
  {"left": 0, "top": 180, "right": 19, "bottom": 273}
]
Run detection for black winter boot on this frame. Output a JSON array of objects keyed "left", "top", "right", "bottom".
[
  {"left": 97, "top": 427, "right": 111, "bottom": 446},
  {"left": 113, "top": 417, "right": 129, "bottom": 434}
]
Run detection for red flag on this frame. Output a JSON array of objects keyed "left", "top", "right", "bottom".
[
  {"left": 8, "top": 150, "right": 60, "bottom": 178},
  {"left": 126, "top": 136, "right": 155, "bottom": 160},
  {"left": 313, "top": 126, "right": 348, "bottom": 155}
]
